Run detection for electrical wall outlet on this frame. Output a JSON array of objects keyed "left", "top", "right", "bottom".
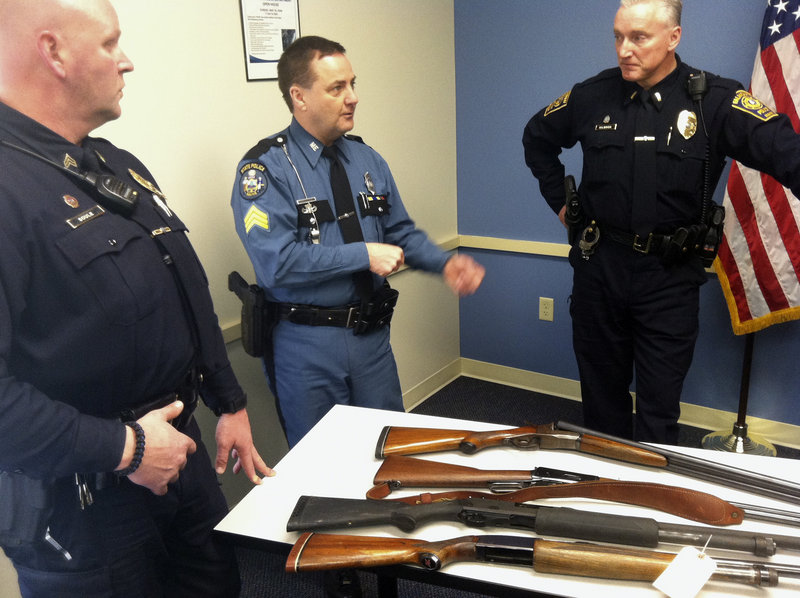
[{"left": 539, "top": 297, "right": 554, "bottom": 322}]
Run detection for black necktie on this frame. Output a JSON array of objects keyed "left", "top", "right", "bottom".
[
  {"left": 322, "top": 145, "right": 363, "bottom": 243},
  {"left": 322, "top": 145, "right": 373, "bottom": 297},
  {"left": 631, "top": 89, "right": 657, "bottom": 236}
]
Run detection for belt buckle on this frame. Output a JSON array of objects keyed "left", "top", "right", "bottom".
[
  {"left": 632, "top": 233, "right": 653, "bottom": 254},
  {"left": 345, "top": 305, "right": 359, "bottom": 329}
]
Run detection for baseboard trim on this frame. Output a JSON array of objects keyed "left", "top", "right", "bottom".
[
  {"left": 403, "top": 359, "right": 462, "bottom": 411},
  {"left": 410, "top": 358, "right": 800, "bottom": 451}
]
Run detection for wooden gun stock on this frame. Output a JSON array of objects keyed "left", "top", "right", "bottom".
[
  {"left": 368, "top": 456, "right": 744, "bottom": 526},
  {"left": 372, "top": 455, "right": 551, "bottom": 488},
  {"left": 287, "top": 532, "right": 478, "bottom": 572},
  {"left": 287, "top": 533, "right": 782, "bottom": 587},
  {"left": 376, "top": 424, "right": 668, "bottom": 467}
]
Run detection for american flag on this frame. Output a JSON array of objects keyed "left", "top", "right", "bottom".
[{"left": 715, "top": 0, "right": 800, "bottom": 335}]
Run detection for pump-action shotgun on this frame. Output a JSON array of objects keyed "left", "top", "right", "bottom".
[
  {"left": 287, "top": 495, "right": 800, "bottom": 557},
  {"left": 286, "top": 532, "right": 800, "bottom": 588}
]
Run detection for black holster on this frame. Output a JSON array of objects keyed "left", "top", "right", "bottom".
[
  {"left": 353, "top": 284, "right": 399, "bottom": 335},
  {"left": 228, "top": 271, "right": 277, "bottom": 358},
  {"left": 0, "top": 470, "right": 54, "bottom": 548}
]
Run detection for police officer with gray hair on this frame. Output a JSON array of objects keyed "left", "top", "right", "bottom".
[{"left": 523, "top": 0, "right": 800, "bottom": 444}]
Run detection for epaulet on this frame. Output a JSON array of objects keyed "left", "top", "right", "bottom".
[
  {"left": 344, "top": 134, "right": 365, "bottom": 144},
  {"left": 241, "top": 135, "right": 284, "bottom": 161},
  {"left": 577, "top": 66, "right": 621, "bottom": 88}
]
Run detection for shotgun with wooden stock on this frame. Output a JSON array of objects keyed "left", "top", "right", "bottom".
[
  {"left": 287, "top": 495, "right": 800, "bottom": 557},
  {"left": 375, "top": 422, "right": 800, "bottom": 505},
  {"left": 368, "top": 455, "right": 800, "bottom": 528},
  {"left": 286, "top": 532, "right": 800, "bottom": 588}
]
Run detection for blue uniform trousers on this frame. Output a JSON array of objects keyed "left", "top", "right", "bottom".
[
  {"left": 569, "top": 242, "right": 702, "bottom": 444},
  {"left": 4, "top": 418, "right": 239, "bottom": 598},
  {"left": 266, "top": 321, "right": 404, "bottom": 447}
]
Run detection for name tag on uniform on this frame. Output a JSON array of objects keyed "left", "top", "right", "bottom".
[
  {"left": 595, "top": 115, "right": 617, "bottom": 131},
  {"left": 66, "top": 205, "right": 106, "bottom": 229}
]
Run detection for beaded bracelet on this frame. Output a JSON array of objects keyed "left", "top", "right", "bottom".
[{"left": 116, "top": 422, "right": 146, "bottom": 477}]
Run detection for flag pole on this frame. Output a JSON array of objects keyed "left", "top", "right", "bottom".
[{"left": 702, "top": 333, "right": 777, "bottom": 455}]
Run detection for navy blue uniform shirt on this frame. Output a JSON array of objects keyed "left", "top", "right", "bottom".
[
  {"left": 524, "top": 56, "right": 800, "bottom": 236},
  {"left": 0, "top": 101, "right": 244, "bottom": 478}
]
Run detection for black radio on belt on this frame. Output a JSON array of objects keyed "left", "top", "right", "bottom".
[
  {"left": 697, "top": 203, "right": 726, "bottom": 267},
  {"left": 563, "top": 175, "right": 583, "bottom": 245}
]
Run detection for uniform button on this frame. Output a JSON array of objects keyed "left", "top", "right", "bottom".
[{"left": 108, "top": 239, "right": 117, "bottom": 246}]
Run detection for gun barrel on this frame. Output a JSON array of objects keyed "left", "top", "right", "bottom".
[
  {"left": 557, "top": 421, "right": 800, "bottom": 505},
  {"left": 732, "top": 501, "right": 800, "bottom": 528}
]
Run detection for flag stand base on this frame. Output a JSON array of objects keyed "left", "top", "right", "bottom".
[
  {"left": 700, "top": 333, "right": 777, "bottom": 456},
  {"left": 702, "top": 422, "right": 777, "bottom": 456}
]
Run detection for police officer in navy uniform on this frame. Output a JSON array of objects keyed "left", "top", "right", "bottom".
[
  {"left": 231, "top": 36, "right": 485, "bottom": 449},
  {"left": 0, "top": 1, "right": 272, "bottom": 596},
  {"left": 523, "top": 0, "right": 800, "bottom": 444}
]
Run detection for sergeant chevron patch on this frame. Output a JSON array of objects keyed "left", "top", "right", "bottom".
[{"left": 244, "top": 205, "right": 269, "bottom": 233}]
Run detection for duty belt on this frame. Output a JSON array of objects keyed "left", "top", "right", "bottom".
[
  {"left": 277, "top": 302, "right": 361, "bottom": 328},
  {"left": 602, "top": 225, "right": 672, "bottom": 256}
]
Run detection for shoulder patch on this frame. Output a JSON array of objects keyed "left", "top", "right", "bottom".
[
  {"left": 731, "top": 90, "right": 778, "bottom": 122},
  {"left": 239, "top": 161, "right": 268, "bottom": 200},
  {"left": 544, "top": 91, "right": 571, "bottom": 117}
]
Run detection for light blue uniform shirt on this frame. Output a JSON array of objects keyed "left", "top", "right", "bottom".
[{"left": 231, "top": 119, "right": 449, "bottom": 306}]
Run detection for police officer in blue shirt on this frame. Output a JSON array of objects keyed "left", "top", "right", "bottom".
[
  {"left": 231, "top": 36, "right": 485, "bottom": 449},
  {"left": 0, "top": 1, "right": 272, "bottom": 596},
  {"left": 523, "top": 0, "right": 800, "bottom": 444}
]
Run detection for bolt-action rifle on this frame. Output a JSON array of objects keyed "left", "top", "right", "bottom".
[
  {"left": 375, "top": 422, "right": 800, "bottom": 505},
  {"left": 368, "top": 455, "right": 800, "bottom": 528},
  {"left": 287, "top": 495, "right": 800, "bottom": 557},
  {"left": 286, "top": 532, "right": 800, "bottom": 588}
]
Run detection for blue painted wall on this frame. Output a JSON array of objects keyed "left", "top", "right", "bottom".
[{"left": 454, "top": 1, "right": 800, "bottom": 427}]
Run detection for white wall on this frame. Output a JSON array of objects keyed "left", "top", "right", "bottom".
[{"left": 1, "top": 2, "right": 458, "bottom": 595}]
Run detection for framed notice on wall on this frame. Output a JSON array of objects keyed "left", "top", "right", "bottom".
[{"left": 239, "top": 0, "right": 300, "bottom": 81}]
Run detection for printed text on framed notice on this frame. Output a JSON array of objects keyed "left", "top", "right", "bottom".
[{"left": 239, "top": 0, "right": 300, "bottom": 81}]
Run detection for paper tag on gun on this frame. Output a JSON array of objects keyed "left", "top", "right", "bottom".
[{"left": 653, "top": 546, "right": 717, "bottom": 598}]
